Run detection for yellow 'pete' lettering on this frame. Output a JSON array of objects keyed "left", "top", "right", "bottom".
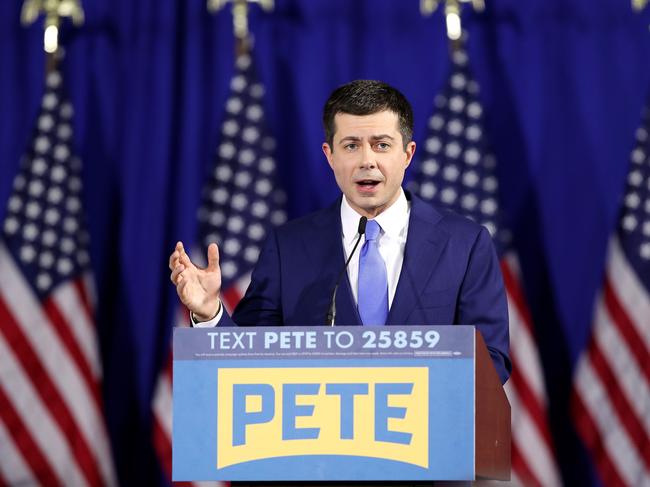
[{"left": 217, "top": 367, "right": 429, "bottom": 469}]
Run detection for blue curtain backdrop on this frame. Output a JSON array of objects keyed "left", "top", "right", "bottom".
[{"left": 1, "top": 0, "right": 650, "bottom": 484}]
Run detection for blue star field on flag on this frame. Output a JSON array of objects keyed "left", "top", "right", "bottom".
[
  {"left": 408, "top": 47, "right": 511, "bottom": 256},
  {"left": 196, "top": 53, "right": 287, "bottom": 290},
  {"left": 2, "top": 70, "right": 91, "bottom": 299}
]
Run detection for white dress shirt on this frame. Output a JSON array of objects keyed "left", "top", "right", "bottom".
[
  {"left": 193, "top": 189, "right": 411, "bottom": 326},
  {"left": 340, "top": 189, "right": 410, "bottom": 308}
]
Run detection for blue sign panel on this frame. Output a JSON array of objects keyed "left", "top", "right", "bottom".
[{"left": 172, "top": 326, "right": 475, "bottom": 481}]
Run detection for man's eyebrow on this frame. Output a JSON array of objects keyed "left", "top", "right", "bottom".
[
  {"left": 369, "top": 134, "right": 396, "bottom": 141},
  {"left": 338, "top": 134, "right": 396, "bottom": 144},
  {"left": 338, "top": 136, "right": 361, "bottom": 144}
]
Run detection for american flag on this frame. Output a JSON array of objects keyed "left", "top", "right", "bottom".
[
  {"left": 152, "top": 52, "right": 286, "bottom": 485},
  {"left": 571, "top": 103, "right": 650, "bottom": 486},
  {"left": 0, "top": 69, "right": 117, "bottom": 486},
  {"left": 408, "top": 46, "right": 562, "bottom": 486}
]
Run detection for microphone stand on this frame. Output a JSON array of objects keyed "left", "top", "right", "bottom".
[{"left": 326, "top": 216, "right": 367, "bottom": 326}]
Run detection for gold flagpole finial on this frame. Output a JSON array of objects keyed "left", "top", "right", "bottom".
[
  {"left": 21, "top": 0, "right": 85, "bottom": 54},
  {"left": 208, "top": 0, "right": 274, "bottom": 55},
  {"left": 421, "top": 0, "right": 484, "bottom": 41}
]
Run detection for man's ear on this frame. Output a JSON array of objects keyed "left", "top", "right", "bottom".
[
  {"left": 322, "top": 142, "right": 334, "bottom": 168},
  {"left": 404, "top": 141, "right": 416, "bottom": 169}
]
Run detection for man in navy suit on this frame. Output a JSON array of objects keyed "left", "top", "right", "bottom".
[{"left": 169, "top": 80, "right": 511, "bottom": 383}]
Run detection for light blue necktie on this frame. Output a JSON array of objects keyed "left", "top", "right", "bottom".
[{"left": 358, "top": 219, "right": 388, "bottom": 326}]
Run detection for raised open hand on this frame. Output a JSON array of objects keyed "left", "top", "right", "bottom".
[{"left": 169, "top": 241, "right": 221, "bottom": 322}]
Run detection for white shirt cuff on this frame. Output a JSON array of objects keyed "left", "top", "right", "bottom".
[{"left": 190, "top": 302, "right": 223, "bottom": 328}]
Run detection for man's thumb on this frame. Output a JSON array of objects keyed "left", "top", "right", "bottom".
[{"left": 206, "top": 243, "right": 220, "bottom": 272}]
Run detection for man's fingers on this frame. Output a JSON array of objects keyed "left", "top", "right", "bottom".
[
  {"left": 206, "top": 243, "right": 220, "bottom": 272},
  {"left": 178, "top": 246, "right": 196, "bottom": 269},
  {"left": 169, "top": 251, "right": 179, "bottom": 271},
  {"left": 170, "top": 264, "right": 185, "bottom": 284},
  {"left": 169, "top": 242, "right": 185, "bottom": 270}
]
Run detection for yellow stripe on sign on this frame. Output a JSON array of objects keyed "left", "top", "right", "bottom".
[{"left": 217, "top": 367, "right": 429, "bottom": 469}]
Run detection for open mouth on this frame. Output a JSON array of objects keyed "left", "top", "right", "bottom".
[{"left": 356, "top": 179, "right": 380, "bottom": 189}]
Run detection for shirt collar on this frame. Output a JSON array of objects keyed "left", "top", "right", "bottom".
[{"left": 340, "top": 188, "right": 409, "bottom": 245}]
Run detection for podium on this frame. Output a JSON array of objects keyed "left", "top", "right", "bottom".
[{"left": 172, "top": 326, "right": 510, "bottom": 483}]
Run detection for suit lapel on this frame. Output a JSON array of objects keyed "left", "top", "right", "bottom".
[
  {"left": 303, "top": 199, "right": 361, "bottom": 326},
  {"left": 387, "top": 195, "right": 449, "bottom": 325}
]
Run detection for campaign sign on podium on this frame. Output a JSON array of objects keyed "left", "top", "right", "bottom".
[{"left": 172, "top": 326, "right": 493, "bottom": 482}]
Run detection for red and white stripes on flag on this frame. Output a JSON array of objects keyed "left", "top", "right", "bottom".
[
  {"left": 572, "top": 237, "right": 650, "bottom": 486},
  {"left": 0, "top": 69, "right": 116, "bottom": 486},
  {"left": 409, "top": 44, "right": 561, "bottom": 486},
  {"left": 0, "top": 249, "right": 114, "bottom": 487},
  {"left": 502, "top": 254, "right": 561, "bottom": 487}
]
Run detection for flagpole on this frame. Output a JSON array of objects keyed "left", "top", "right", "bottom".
[
  {"left": 207, "top": 0, "right": 274, "bottom": 56},
  {"left": 20, "top": 0, "right": 85, "bottom": 72},
  {"left": 420, "top": 0, "right": 484, "bottom": 50}
]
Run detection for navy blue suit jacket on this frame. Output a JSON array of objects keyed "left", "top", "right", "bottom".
[{"left": 221, "top": 192, "right": 511, "bottom": 383}]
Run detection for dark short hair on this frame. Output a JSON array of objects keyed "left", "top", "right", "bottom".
[{"left": 322, "top": 79, "right": 414, "bottom": 150}]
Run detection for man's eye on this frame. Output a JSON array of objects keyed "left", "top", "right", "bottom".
[
  {"left": 344, "top": 144, "right": 358, "bottom": 151},
  {"left": 376, "top": 142, "right": 390, "bottom": 150}
]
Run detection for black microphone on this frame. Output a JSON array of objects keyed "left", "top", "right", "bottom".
[{"left": 326, "top": 216, "right": 367, "bottom": 326}]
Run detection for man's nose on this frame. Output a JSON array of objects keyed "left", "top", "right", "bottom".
[{"left": 359, "top": 144, "right": 376, "bottom": 168}]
